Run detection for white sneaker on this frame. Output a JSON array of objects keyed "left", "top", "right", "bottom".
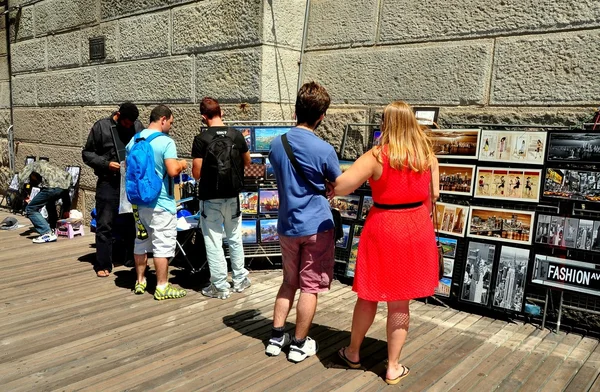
[
  {"left": 288, "top": 336, "right": 318, "bottom": 363},
  {"left": 32, "top": 232, "right": 57, "bottom": 244},
  {"left": 265, "top": 332, "right": 291, "bottom": 356},
  {"left": 201, "top": 284, "right": 231, "bottom": 299},
  {"left": 233, "top": 277, "right": 251, "bottom": 293}
]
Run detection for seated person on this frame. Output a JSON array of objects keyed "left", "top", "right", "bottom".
[{"left": 18, "top": 161, "right": 72, "bottom": 243}]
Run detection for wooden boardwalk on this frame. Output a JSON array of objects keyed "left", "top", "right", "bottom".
[{"left": 1, "top": 210, "right": 599, "bottom": 391}]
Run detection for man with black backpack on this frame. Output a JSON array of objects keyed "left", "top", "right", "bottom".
[{"left": 191, "top": 97, "right": 251, "bottom": 299}]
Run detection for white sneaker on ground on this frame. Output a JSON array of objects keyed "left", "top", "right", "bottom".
[
  {"left": 265, "top": 332, "right": 291, "bottom": 356},
  {"left": 288, "top": 336, "right": 318, "bottom": 363},
  {"left": 32, "top": 232, "right": 57, "bottom": 244},
  {"left": 232, "top": 277, "right": 252, "bottom": 293},
  {"left": 201, "top": 284, "right": 231, "bottom": 299}
]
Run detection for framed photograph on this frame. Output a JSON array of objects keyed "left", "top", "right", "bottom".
[
  {"left": 253, "top": 127, "right": 290, "bottom": 152},
  {"left": 474, "top": 167, "right": 541, "bottom": 202},
  {"left": 467, "top": 206, "right": 535, "bottom": 245},
  {"left": 339, "top": 160, "right": 354, "bottom": 173},
  {"left": 259, "top": 219, "right": 278, "bottom": 243},
  {"left": 414, "top": 107, "right": 439, "bottom": 126},
  {"left": 576, "top": 219, "right": 595, "bottom": 250},
  {"left": 65, "top": 166, "right": 81, "bottom": 201},
  {"left": 534, "top": 214, "right": 551, "bottom": 244},
  {"left": 359, "top": 196, "right": 374, "bottom": 220},
  {"left": 478, "top": 130, "right": 546, "bottom": 165},
  {"left": 434, "top": 202, "right": 469, "bottom": 237},
  {"left": 439, "top": 163, "right": 476, "bottom": 196},
  {"left": 346, "top": 225, "right": 363, "bottom": 278},
  {"left": 241, "top": 220, "right": 258, "bottom": 244},
  {"left": 461, "top": 241, "right": 496, "bottom": 305},
  {"left": 265, "top": 158, "right": 275, "bottom": 180},
  {"left": 547, "top": 132, "right": 600, "bottom": 163},
  {"left": 443, "top": 257, "right": 454, "bottom": 278},
  {"left": 493, "top": 246, "right": 529, "bottom": 312},
  {"left": 564, "top": 218, "right": 579, "bottom": 248},
  {"left": 591, "top": 221, "right": 600, "bottom": 252},
  {"left": 330, "top": 195, "right": 361, "bottom": 220},
  {"left": 235, "top": 127, "right": 253, "bottom": 151},
  {"left": 259, "top": 189, "right": 279, "bottom": 214},
  {"left": 543, "top": 168, "right": 600, "bottom": 202},
  {"left": 437, "top": 236, "right": 458, "bottom": 258},
  {"left": 435, "top": 277, "right": 452, "bottom": 298},
  {"left": 429, "top": 129, "right": 481, "bottom": 160},
  {"left": 240, "top": 191, "right": 259, "bottom": 215},
  {"left": 548, "top": 216, "right": 566, "bottom": 246},
  {"left": 336, "top": 224, "right": 351, "bottom": 249},
  {"left": 8, "top": 173, "right": 20, "bottom": 191}
]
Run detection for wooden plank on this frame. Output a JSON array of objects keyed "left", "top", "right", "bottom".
[
  {"left": 564, "top": 339, "right": 600, "bottom": 392},
  {"left": 542, "top": 337, "right": 598, "bottom": 392}
]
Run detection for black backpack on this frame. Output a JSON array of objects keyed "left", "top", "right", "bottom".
[{"left": 205, "top": 129, "right": 243, "bottom": 196}]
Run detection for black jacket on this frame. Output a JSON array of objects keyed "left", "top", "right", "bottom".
[{"left": 82, "top": 114, "right": 144, "bottom": 179}]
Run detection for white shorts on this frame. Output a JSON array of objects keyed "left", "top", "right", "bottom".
[{"left": 134, "top": 207, "right": 177, "bottom": 258}]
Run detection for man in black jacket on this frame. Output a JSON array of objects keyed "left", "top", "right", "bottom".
[{"left": 82, "top": 102, "right": 144, "bottom": 277}]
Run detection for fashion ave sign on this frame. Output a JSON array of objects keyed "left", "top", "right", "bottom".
[{"left": 532, "top": 255, "right": 600, "bottom": 296}]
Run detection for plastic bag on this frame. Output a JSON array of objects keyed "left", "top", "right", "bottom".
[{"left": 119, "top": 163, "right": 133, "bottom": 214}]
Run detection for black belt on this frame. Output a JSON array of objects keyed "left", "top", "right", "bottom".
[{"left": 373, "top": 201, "right": 423, "bottom": 210}]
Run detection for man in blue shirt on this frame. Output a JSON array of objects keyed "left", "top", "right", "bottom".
[
  {"left": 266, "top": 82, "right": 341, "bottom": 363},
  {"left": 125, "top": 105, "right": 188, "bottom": 301}
]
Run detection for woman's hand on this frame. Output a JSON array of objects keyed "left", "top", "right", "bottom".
[{"left": 325, "top": 181, "right": 335, "bottom": 199}]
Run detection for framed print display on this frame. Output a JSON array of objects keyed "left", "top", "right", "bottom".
[
  {"left": 547, "top": 132, "right": 600, "bottom": 163},
  {"left": 474, "top": 167, "right": 541, "bottom": 202},
  {"left": 437, "top": 236, "right": 458, "bottom": 258},
  {"left": 235, "top": 127, "right": 253, "bottom": 151},
  {"left": 414, "top": 107, "right": 439, "bottom": 126},
  {"left": 461, "top": 241, "right": 496, "bottom": 305},
  {"left": 439, "top": 164, "right": 476, "bottom": 196},
  {"left": 467, "top": 206, "right": 534, "bottom": 245},
  {"left": 346, "top": 225, "right": 363, "bottom": 278},
  {"left": 359, "top": 196, "right": 374, "bottom": 220},
  {"left": 240, "top": 192, "right": 258, "bottom": 215},
  {"left": 429, "top": 129, "right": 481, "bottom": 160},
  {"left": 435, "top": 278, "right": 452, "bottom": 297},
  {"left": 330, "top": 195, "right": 361, "bottom": 220},
  {"left": 434, "top": 202, "right": 469, "bottom": 237},
  {"left": 443, "top": 257, "right": 454, "bottom": 278},
  {"left": 478, "top": 130, "right": 546, "bottom": 165},
  {"left": 339, "top": 160, "right": 353, "bottom": 173},
  {"left": 543, "top": 168, "right": 600, "bottom": 202},
  {"left": 535, "top": 215, "right": 600, "bottom": 252},
  {"left": 532, "top": 255, "right": 600, "bottom": 296},
  {"left": 336, "top": 224, "right": 351, "bottom": 249},
  {"left": 254, "top": 127, "right": 290, "bottom": 152},
  {"left": 241, "top": 220, "right": 257, "bottom": 244},
  {"left": 493, "top": 246, "right": 529, "bottom": 312},
  {"left": 259, "top": 189, "right": 279, "bottom": 214},
  {"left": 259, "top": 219, "right": 278, "bottom": 242}
]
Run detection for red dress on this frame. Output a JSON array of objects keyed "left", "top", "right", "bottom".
[{"left": 353, "top": 151, "right": 439, "bottom": 301}]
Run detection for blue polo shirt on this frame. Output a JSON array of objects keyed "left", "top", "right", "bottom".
[{"left": 269, "top": 127, "right": 342, "bottom": 237}]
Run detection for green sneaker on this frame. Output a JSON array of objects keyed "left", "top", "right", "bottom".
[
  {"left": 134, "top": 281, "right": 147, "bottom": 295},
  {"left": 154, "top": 283, "right": 187, "bottom": 301}
]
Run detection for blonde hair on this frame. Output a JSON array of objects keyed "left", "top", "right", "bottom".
[{"left": 375, "top": 101, "right": 433, "bottom": 172}]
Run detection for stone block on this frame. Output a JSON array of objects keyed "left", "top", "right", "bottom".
[
  {"left": 261, "top": 46, "right": 300, "bottom": 104},
  {"left": 0, "top": 31, "right": 7, "bottom": 55},
  {"left": 314, "top": 108, "right": 368, "bottom": 156},
  {"left": 34, "top": 0, "right": 99, "bottom": 36},
  {"left": 82, "top": 106, "right": 119, "bottom": 137},
  {"left": 37, "top": 68, "right": 97, "bottom": 106},
  {"left": 0, "top": 81, "right": 10, "bottom": 108},
  {"left": 82, "top": 189, "right": 95, "bottom": 224},
  {"left": 47, "top": 31, "right": 81, "bottom": 69},
  {"left": 195, "top": 48, "right": 261, "bottom": 103},
  {"left": 101, "top": 0, "right": 195, "bottom": 21},
  {"left": 0, "top": 59, "right": 9, "bottom": 80},
  {"left": 263, "top": 0, "right": 305, "bottom": 48},
  {"left": 260, "top": 102, "right": 295, "bottom": 122},
  {"left": 172, "top": 1, "right": 261, "bottom": 54},
  {"left": 9, "top": 6, "right": 34, "bottom": 41},
  {"left": 491, "top": 30, "right": 600, "bottom": 105},
  {"left": 119, "top": 11, "right": 169, "bottom": 61},
  {"left": 14, "top": 141, "right": 38, "bottom": 171},
  {"left": 438, "top": 107, "right": 596, "bottom": 128},
  {"left": 11, "top": 74, "right": 37, "bottom": 106},
  {"left": 81, "top": 22, "right": 119, "bottom": 64},
  {"left": 303, "top": 42, "right": 493, "bottom": 105},
  {"left": 36, "top": 145, "right": 95, "bottom": 190},
  {"left": 379, "top": 0, "right": 600, "bottom": 44},
  {"left": 11, "top": 38, "right": 46, "bottom": 73},
  {"left": 13, "top": 107, "right": 83, "bottom": 147},
  {"left": 0, "top": 109, "right": 11, "bottom": 132},
  {"left": 307, "top": 0, "right": 378, "bottom": 48},
  {"left": 99, "top": 57, "right": 193, "bottom": 104}
]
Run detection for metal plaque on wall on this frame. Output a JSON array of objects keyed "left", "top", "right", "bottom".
[{"left": 89, "top": 37, "right": 105, "bottom": 60}]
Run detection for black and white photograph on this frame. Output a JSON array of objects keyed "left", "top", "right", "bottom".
[
  {"left": 535, "top": 214, "right": 551, "bottom": 244},
  {"left": 461, "top": 241, "right": 495, "bottom": 305},
  {"left": 576, "top": 219, "right": 595, "bottom": 250},
  {"left": 443, "top": 257, "right": 454, "bottom": 278},
  {"left": 547, "top": 132, "right": 600, "bottom": 163},
  {"left": 414, "top": 107, "right": 439, "bottom": 126},
  {"left": 429, "top": 129, "right": 481, "bottom": 160},
  {"left": 543, "top": 168, "right": 600, "bottom": 203},
  {"left": 548, "top": 216, "right": 566, "bottom": 246},
  {"left": 493, "top": 246, "right": 529, "bottom": 312},
  {"left": 564, "top": 218, "right": 579, "bottom": 248},
  {"left": 592, "top": 221, "right": 600, "bottom": 252}
]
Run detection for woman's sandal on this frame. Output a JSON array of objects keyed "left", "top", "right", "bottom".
[
  {"left": 338, "top": 347, "right": 361, "bottom": 369},
  {"left": 385, "top": 364, "right": 410, "bottom": 385}
]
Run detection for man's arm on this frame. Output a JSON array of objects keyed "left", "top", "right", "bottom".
[
  {"left": 192, "top": 158, "right": 202, "bottom": 180},
  {"left": 242, "top": 151, "right": 251, "bottom": 167},
  {"left": 82, "top": 124, "right": 115, "bottom": 173},
  {"left": 165, "top": 159, "right": 188, "bottom": 177}
]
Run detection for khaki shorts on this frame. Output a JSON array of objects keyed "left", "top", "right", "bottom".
[
  {"left": 280, "top": 230, "right": 335, "bottom": 293},
  {"left": 134, "top": 207, "right": 177, "bottom": 258}
]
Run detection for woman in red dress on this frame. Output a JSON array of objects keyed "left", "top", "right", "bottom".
[{"left": 332, "top": 101, "right": 439, "bottom": 384}]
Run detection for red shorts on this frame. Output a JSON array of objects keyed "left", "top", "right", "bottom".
[{"left": 279, "top": 230, "right": 335, "bottom": 293}]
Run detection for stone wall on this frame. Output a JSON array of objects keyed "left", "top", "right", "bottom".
[{"left": 0, "top": 7, "right": 11, "bottom": 193}]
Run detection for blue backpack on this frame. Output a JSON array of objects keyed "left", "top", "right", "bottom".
[{"left": 125, "top": 132, "right": 167, "bottom": 205}]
